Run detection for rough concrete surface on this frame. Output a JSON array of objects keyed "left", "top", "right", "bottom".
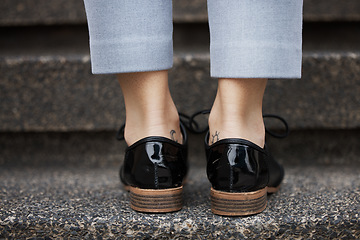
[
  {"left": 1, "top": 22, "right": 359, "bottom": 132},
  {"left": 1, "top": 130, "right": 360, "bottom": 168},
  {"left": 1, "top": 50, "right": 359, "bottom": 132},
  {"left": 0, "top": 165, "right": 359, "bottom": 239}
]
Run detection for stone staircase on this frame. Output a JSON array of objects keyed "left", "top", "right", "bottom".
[{"left": 1, "top": 0, "right": 359, "bottom": 239}]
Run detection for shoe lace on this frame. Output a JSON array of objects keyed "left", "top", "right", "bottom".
[{"left": 116, "top": 109, "right": 289, "bottom": 141}]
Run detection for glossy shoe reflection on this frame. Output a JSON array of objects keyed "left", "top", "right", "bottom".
[
  {"left": 120, "top": 124, "right": 188, "bottom": 213},
  {"left": 205, "top": 134, "right": 284, "bottom": 216}
]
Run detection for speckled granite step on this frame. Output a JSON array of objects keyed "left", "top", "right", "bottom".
[
  {"left": 2, "top": 50, "right": 359, "bottom": 132},
  {"left": 0, "top": 165, "right": 359, "bottom": 239},
  {"left": 1, "top": 129, "right": 360, "bottom": 168},
  {"left": 1, "top": 23, "right": 359, "bottom": 132},
  {"left": 0, "top": 0, "right": 360, "bottom": 26}
]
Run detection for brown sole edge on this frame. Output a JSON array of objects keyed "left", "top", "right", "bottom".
[
  {"left": 267, "top": 184, "right": 281, "bottom": 194},
  {"left": 211, "top": 187, "right": 268, "bottom": 216},
  {"left": 129, "top": 186, "right": 183, "bottom": 213}
]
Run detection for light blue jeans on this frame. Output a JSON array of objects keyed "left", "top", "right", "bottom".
[{"left": 84, "top": 0, "right": 303, "bottom": 78}]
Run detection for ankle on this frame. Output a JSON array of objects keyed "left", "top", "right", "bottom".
[
  {"left": 117, "top": 70, "right": 183, "bottom": 145},
  {"left": 207, "top": 78, "right": 267, "bottom": 147},
  {"left": 124, "top": 106, "right": 182, "bottom": 146},
  {"left": 209, "top": 118, "right": 265, "bottom": 148},
  {"left": 209, "top": 101, "right": 265, "bottom": 147}
]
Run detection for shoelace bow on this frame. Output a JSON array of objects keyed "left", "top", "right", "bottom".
[{"left": 116, "top": 109, "right": 289, "bottom": 141}]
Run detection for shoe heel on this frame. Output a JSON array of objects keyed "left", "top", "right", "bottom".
[
  {"left": 129, "top": 186, "right": 183, "bottom": 213},
  {"left": 210, "top": 187, "right": 267, "bottom": 216}
]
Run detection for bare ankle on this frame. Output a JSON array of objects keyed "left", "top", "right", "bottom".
[
  {"left": 209, "top": 111, "right": 265, "bottom": 147},
  {"left": 208, "top": 78, "right": 267, "bottom": 147},
  {"left": 117, "top": 70, "right": 182, "bottom": 146},
  {"left": 124, "top": 107, "right": 182, "bottom": 146}
]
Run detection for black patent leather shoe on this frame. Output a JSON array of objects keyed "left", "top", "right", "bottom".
[
  {"left": 205, "top": 134, "right": 284, "bottom": 216},
  {"left": 119, "top": 124, "right": 188, "bottom": 213}
]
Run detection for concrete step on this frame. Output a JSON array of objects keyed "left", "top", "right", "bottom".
[
  {"left": 0, "top": 165, "right": 359, "bottom": 239},
  {"left": 0, "top": 23, "right": 359, "bottom": 132},
  {"left": 0, "top": 0, "right": 360, "bottom": 26},
  {"left": 1, "top": 129, "right": 360, "bottom": 168}
]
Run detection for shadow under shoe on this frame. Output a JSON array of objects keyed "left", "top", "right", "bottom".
[
  {"left": 205, "top": 134, "right": 284, "bottom": 216},
  {"left": 120, "top": 124, "right": 188, "bottom": 213}
]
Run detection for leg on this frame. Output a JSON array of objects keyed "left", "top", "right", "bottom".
[
  {"left": 118, "top": 70, "right": 182, "bottom": 145},
  {"left": 206, "top": 0, "right": 303, "bottom": 216},
  {"left": 209, "top": 78, "right": 267, "bottom": 147},
  {"left": 207, "top": 0, "right": 303, "bottom": 147},
  {"left": 84, "top": 0, "right": 180, "bottom": 145},
  {"left": 84, "top": 0, "right": 187, "bottom": 213}
]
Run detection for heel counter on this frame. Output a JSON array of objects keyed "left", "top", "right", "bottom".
[
  {"left": 207, "top": 142, "right": 268, "bottom": 192},
  {"left": 123, "top": 140, "right": 187, "bottom": 189}
]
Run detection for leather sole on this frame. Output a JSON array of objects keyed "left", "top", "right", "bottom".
[
  {"left": 128, "top": 186, "right": 183, "bottom": 213},
  {"left": 210, "top": 187, "right": 268, "bottom": 216}
]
